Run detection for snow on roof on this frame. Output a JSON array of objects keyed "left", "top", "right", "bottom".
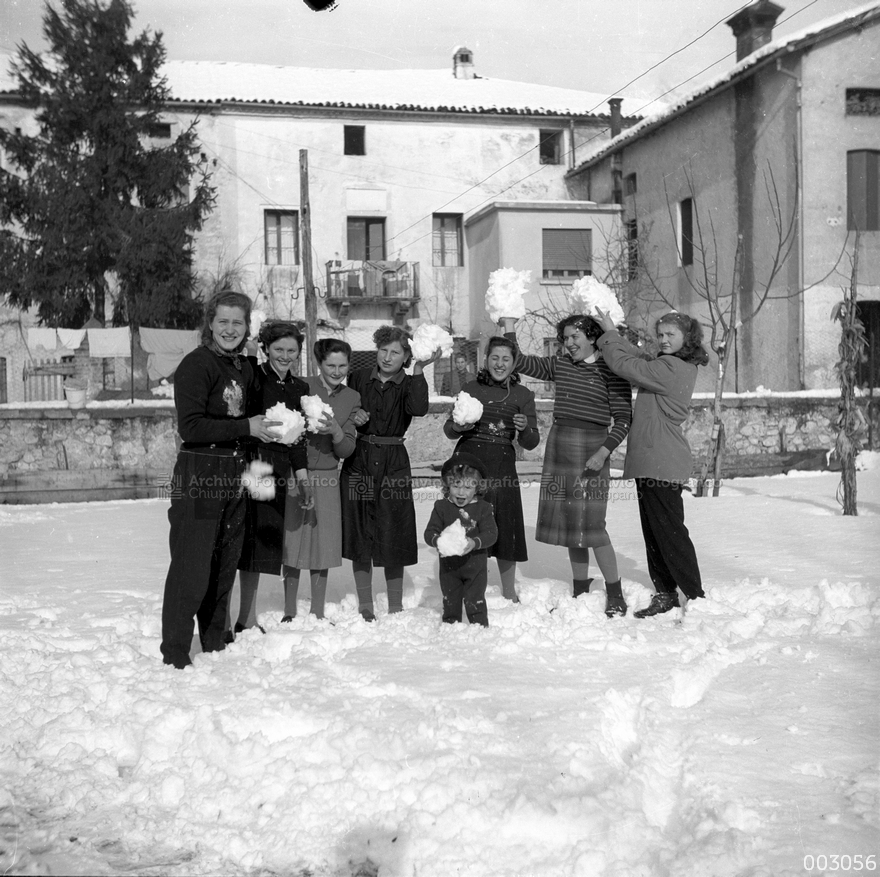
[
  {"left": 156, "top": 60, "right": 633, "bottom": 117},
  {"left": 569, "top": 1, "right": 880, "bottom": 171}
]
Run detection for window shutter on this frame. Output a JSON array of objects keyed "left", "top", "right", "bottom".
[{"left": 542, "top": 229, "right": 592, "bottom": 272}]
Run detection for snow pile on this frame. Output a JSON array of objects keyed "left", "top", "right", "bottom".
[
  {"left": 856, "top": 449, "right": 880, "bottom": 471},
  {"left": 567, "top": 276, "right": 625, "bottom": 324},
  {"left": 249, "top": 308, "right": 268, "bottom": 339},
  {"left": 435, "top": 518, "right": 470, "bottom": 556},
  {"left": 240, "top": 459, "right": 275, "bottom": 500},
  {"left": 1, "top": 470, "right": 878, "bottom": 877},
  {"left": 410, "top": 324, "right": 454, "bottom": 362},
  {"left": 301, "top": 395, "right": 334, "bottom": 432},
  {"left": 150, "top": 381, "right": 173, "bottom": 399},
  {"left": 452, "top": 390, "right": 483, "bottom": 426},
  {"left": 263, "top": 402, "right": 306, "bottom": 445},
  {"left": 485, "top": 267, "right": 531, "bottom": 322}
]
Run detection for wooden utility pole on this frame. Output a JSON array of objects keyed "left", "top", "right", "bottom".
[{"left": 300, "top": 149, "right": 317, "bottom": 376}]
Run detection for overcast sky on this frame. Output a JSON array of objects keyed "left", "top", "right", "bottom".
[{"left": 0, "top": 0, "right": 867, "bottom": 104}]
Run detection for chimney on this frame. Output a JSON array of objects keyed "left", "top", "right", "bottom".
[
  {"left": 608, "top": 98, "right": 623, "bottom": 138},
  {"left": 726, "top": 0, "right": 784, "bottom": 61},
  {"left": 452, "top": 46, "right": 475, "bottom": 80}
]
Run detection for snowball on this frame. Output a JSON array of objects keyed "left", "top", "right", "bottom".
[
  {"left": 249, "top": 308, "right": 268, "bottom": 339},
  {"left": 452, "top": 391, "right": 483, "bottom": 426},
  {"left": 241, "top": 459, "right": 275, "bottom": 501},
  {"left": 301, "top": 395, "right": 334, "bottom": 432},
  {"left": 486, "top": 268, "right": 531, "bottom": 322},
  {"left": 567, "top": 277, "right": 625, "bottom": 324},
  {"left": 264, "top": 403, "right": 306, "bottom": 445},
  {"left": 411, "top": 324, "right": 455, "bottom": 362},
  {"left": 436, "top": 518, "right": 470, "bottom": 557}
]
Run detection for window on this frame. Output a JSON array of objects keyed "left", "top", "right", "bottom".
[
  {"left": 347, "top": 217, "right": 386, "bottom": 260},
  {"left": 264, "top": 210, "right": 299, "bottom": 266},
  {"left": 625, "top": 219, "right": 639, "bottom": 281},
  {"left": 344, "top": 126, "right": 366, "bottom": 156},
  {"left": 847, "top": 150, "right": 880, "bottom": 231},
  {"left": 856, "top": 301, "right": 880, "bottom": 388},
  {"left": 145, "top": 122, "right": 172, "bottom": 139},
  {"left": 624, "top": 173, "right": 637, "bottom": 196},
  {"left": 846, "top": 88, "right": 880, "bottom": 116},
  {"left": 542, "top": 228, "right": 592, "bottom": 278},
  {"left": 539, "top": 130, "right": 562, "bottom": 165},
  {"left": 432, "top": 214, "right": 463, "bottom": 266},
  {"left": 679, "top": 197, "right": 694, "bottom": 266}
]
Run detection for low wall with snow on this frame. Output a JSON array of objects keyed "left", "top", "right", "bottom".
[{"left": 1, "top": 393, "right": 878, "bottom": 502}]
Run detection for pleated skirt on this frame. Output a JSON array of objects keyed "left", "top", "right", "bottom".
[{"left": 536, "top": 423, "right": 611, "bottom": 549}]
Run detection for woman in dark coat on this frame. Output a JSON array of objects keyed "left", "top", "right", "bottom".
[
  {"left": 341, "top": 325, "right": 441, "bottom": 621},
  {"left": 160, "top": 291, "right": 280, "bottom": 669},
  {"left": 501, "top": 314, "right": 632, "bottom": 617},
  {"left": 232, "top": 321, "right": 312, "bottom": 635},
  {"left": 444, "top": 336, "right": 540, "bottom": 602},
  {"left": 595, "top": 308, "right": 708, "bottom": 617}
]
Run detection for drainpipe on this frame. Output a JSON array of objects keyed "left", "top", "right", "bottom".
[
  {"left": 569, "top": 117, "right": 576, "bottom": 169},
  {"left": 776, "top": 58, "right": 805, "bottom": 388}
]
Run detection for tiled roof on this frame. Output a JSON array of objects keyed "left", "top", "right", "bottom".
[
  {"left": 157, "top": 61, "right": 634, "bottom": 117},
  {"left": 568, "top": 1, "right": 880, "bottom": 172}
]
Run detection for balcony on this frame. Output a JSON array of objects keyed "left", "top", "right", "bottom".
[{"left": 325, "top": 260, "right": 419, "bottom": 321}]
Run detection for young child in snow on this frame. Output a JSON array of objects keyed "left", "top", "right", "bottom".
[{"left": 424, "top": 453, "right": 498, "bottom": 627}]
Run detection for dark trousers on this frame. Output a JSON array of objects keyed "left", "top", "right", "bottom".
[
  {"left": 635, "top": 478, "right": 704, "bottom": 601},
  {"left": 161, "top": 450, "right": 247, "bottom": 668},
  {"left": 440, "top": 552, "right": 489, "bottom": 626}
]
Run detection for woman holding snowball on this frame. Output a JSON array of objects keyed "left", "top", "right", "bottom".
[
  {"left": 502, "top": 315, "right": 632, "bottom": 617},
  {"left": 594, "top": 308, "right": 707, "bottom": 617},
  {"left": 341, "top": 325, "right": 442, "bottom": 621},
  {"left": 282, "top": 338, "right": 361, "bottom": 621},
  {"left": 161, "top": 291, "right": 283, "bottom": 669},
  {"left": 230, "top": 321, "right": 314, "bottom": 637},
  {"left": 444, "top": 336, "right": 540, "bottom": 602}
]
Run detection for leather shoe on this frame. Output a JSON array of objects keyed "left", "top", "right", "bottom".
[
  {"left": 634, "top": 592, "right": 680, "bottom": 618},
  {"left": 604, "top": 594, "right": 628, "bottom": 618}
]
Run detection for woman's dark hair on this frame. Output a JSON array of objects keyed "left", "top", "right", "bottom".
[
  {"left": 373, "top": 325, "right": 413, "bottom": 368},
  {"left": 556, "top": 314, "right": 603, "bottom": 345},
  {"left": 314, "top": 337, "right": 352, "bottom": 363},
  {"left": 259, "top": 320, "right": 304, "bottom": 352},
  {"left": 655, "top": 312, "right": 710, "bottom": 366},
  {"left": 201, "top": 290, "right": 252, "bottom": 351},
  {"left": 441, "top": 463, "right": 487, "bottom": 497},
  {"left": 477, "top": 336, "right": 520, "bottom": 386}
]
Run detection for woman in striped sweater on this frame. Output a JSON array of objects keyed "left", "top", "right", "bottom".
[{"left": 502, "top": 315, "right": 632, "bottom": 616}]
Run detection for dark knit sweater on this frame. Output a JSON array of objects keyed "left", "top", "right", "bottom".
[
  {"left": 442, "top": 379, "right": 540, "bottom": 449},
  {"left": 505, "top": 331, "right": 632, "bottom": 452},
  {"left": 174, "top": 346, "right": 254, "bottom": 445},
  {"left": 424, "top": 496, "right": 498, "bottom": 554}
]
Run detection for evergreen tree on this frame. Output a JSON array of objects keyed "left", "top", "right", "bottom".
[{"left": 0, "top": 0, "right": 214, "bottom": 328}]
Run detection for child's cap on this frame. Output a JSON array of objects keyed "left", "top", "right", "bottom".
[{"left": 441, "top": 452, "right": 487, "bottom": 482}]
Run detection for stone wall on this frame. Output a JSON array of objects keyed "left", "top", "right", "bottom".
[{"left": 1, "top": 394, "right": 877, "bottom": 502}]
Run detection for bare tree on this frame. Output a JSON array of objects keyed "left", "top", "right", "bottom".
[
  {"left": 632, "top": 159, "right": 855, "bottom": 496},
  {"left": 831, "top": 232, "right": 868, "bottom": 515}
]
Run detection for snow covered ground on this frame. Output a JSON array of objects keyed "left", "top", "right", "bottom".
[{"left": 1, "top": 467, "right": 878, "bottom": 877}]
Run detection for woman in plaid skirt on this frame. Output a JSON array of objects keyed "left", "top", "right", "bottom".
[{"left": 502, "top": 315, "right": 632, "bottom": 617}]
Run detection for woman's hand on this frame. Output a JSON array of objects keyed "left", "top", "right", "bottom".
[
  {"left": 512, "top": 413, "right": 528, "bottom": 431},
  {"left": 583, "top": 446, "right": 610, "bottom": 472},
  {"left": 594, "top": 307, "right": 617, "bottom": 334},
  {"left": 351, "top": 409, "right": 370, "bottom": 427},
  {"left": 315, "top": 413, "right": 344, "bottom": 443},
  {"left": 452, "top": 420, "right": 476, "bottom": 432},
  {"left": 297, "top": 478, "right": 315, "bottom": 510},
  {"left": 464, "top": 538, "right": 476, "bottom": 554},
  {"left": 248, "top": 415, "right": 281, "bottom": 443},
  {"left": 413, "top": 348, "right": 444, "bottom": 374},
  {"left": 500, "top": 317, "right": 517, "bottom": 332}
]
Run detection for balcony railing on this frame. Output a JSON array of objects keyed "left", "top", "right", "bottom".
[{"left": 325, "top": 260, "right": 419, "bottom": 303}]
